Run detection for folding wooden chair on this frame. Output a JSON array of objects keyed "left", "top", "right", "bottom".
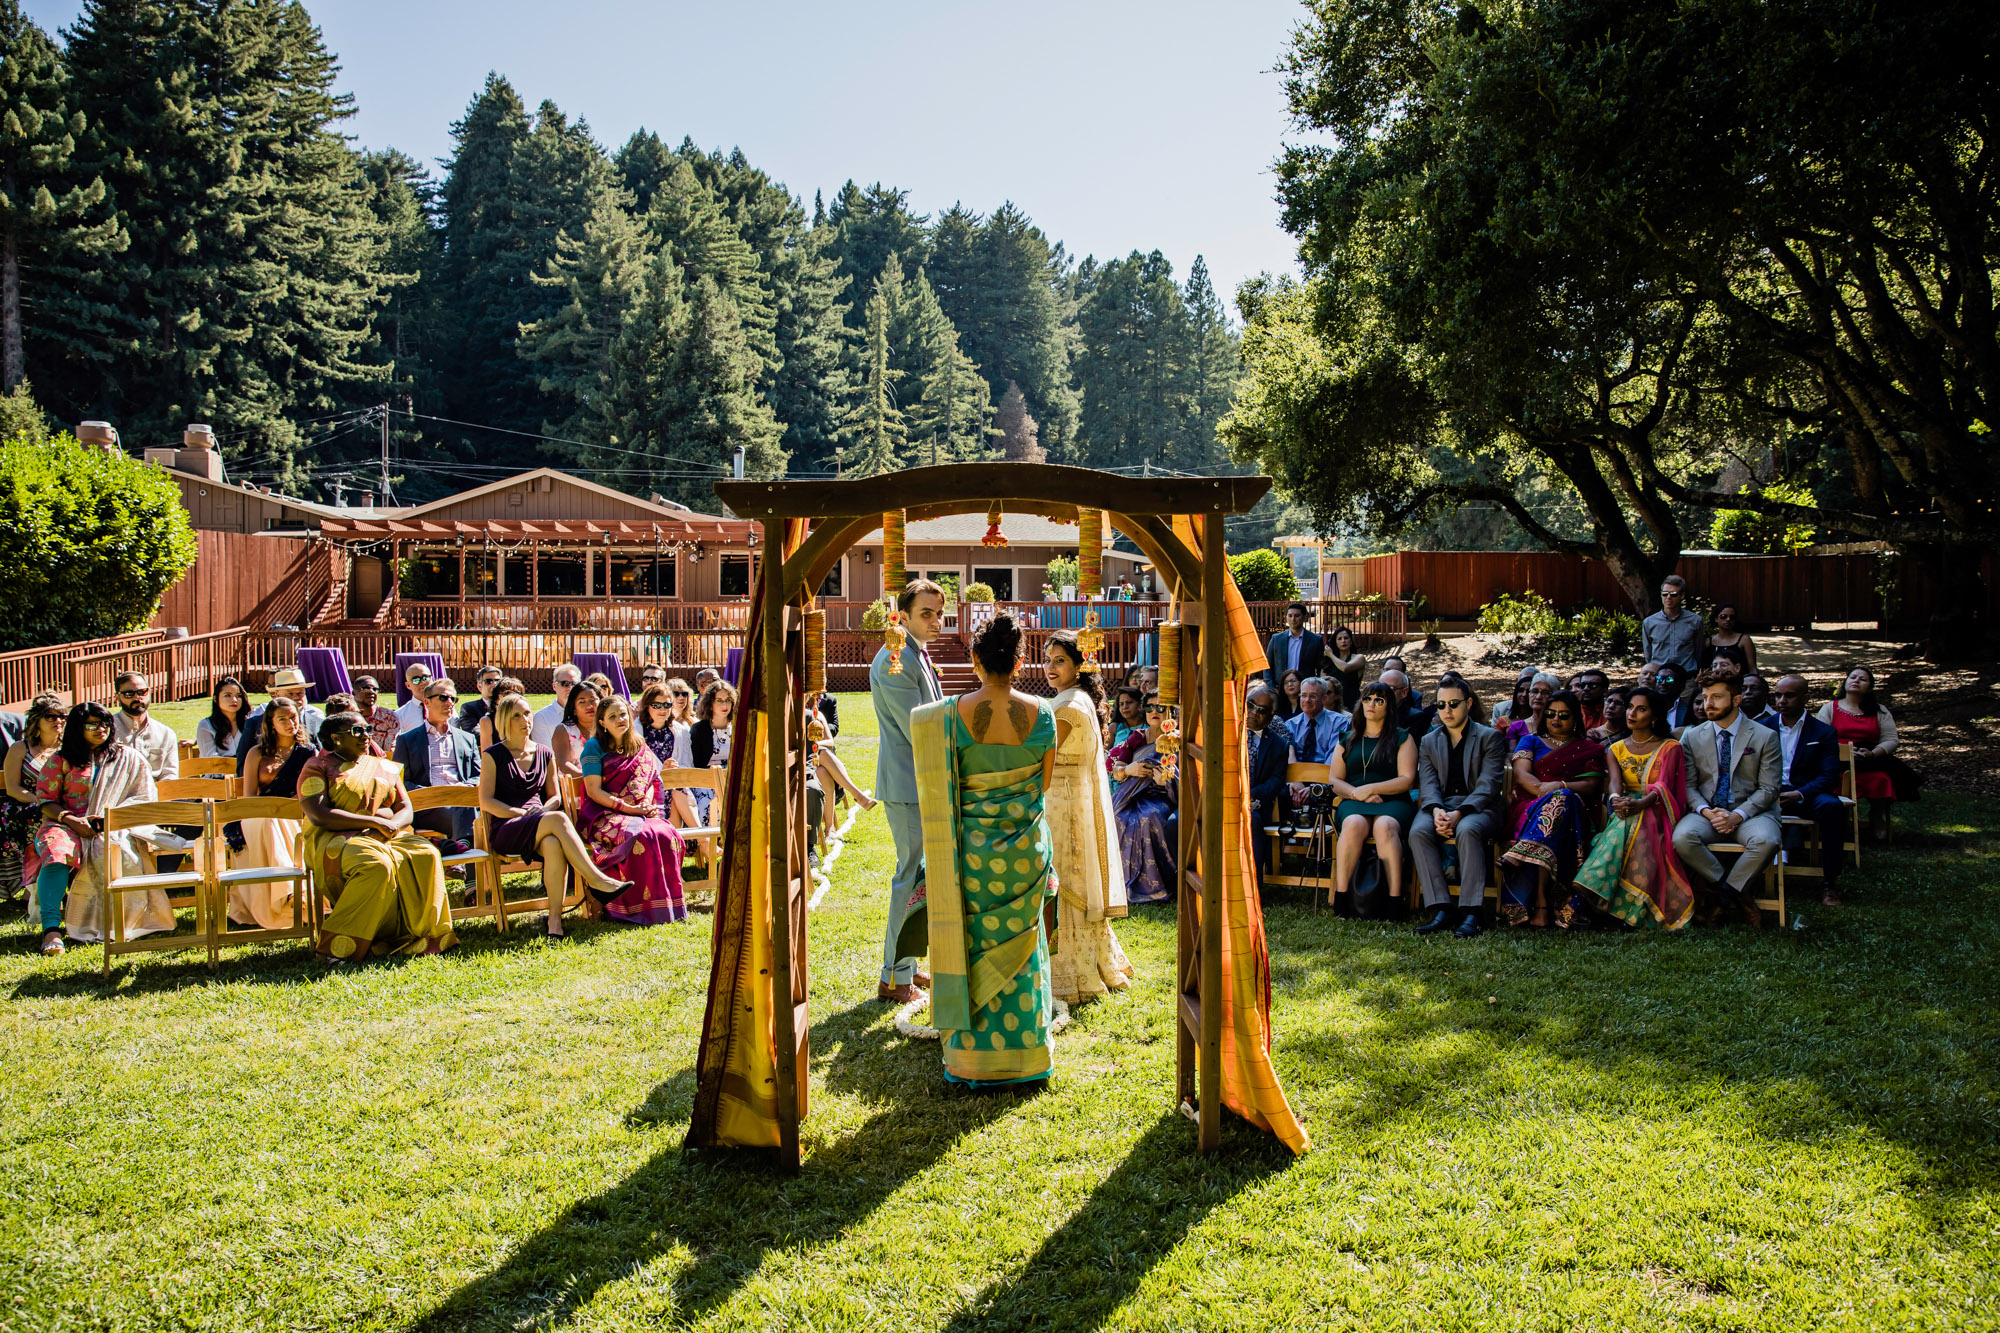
[
  {"left": 660, "top": 768, "right": 724, "bottom": 902},
  {"left": 158, "top": 776, "right": 233, "bottom": 801},
  {"left": 1700, "top": 839, "right": 1785, "bottom": 925},
  {"left": 1837, "top": 741, "right": 1862, "bottom": 868},
  {"left": 100, "top": 800, "right": 213, "bottom": 974},
  {"left": 182, "top": 756, "right": 237, "bottom": 779},
  {"left": 406, "top": 785, "right": 509, "bottom": 930},
  {"left": 1262, "top": 763, "right": 1335, "bottom": 909},
  {"left": 208, "top": 795, "right": 316, "bottom": 954}
]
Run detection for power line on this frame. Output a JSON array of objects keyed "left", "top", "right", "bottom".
[{"left": 390, "top": 408, "right": 727, "bottom": 473}]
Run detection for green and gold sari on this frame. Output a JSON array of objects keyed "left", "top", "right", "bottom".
[{"left": 913, "top": 696, "right": 1058, "bottom": 1085}]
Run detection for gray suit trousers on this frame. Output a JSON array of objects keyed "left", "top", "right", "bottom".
[
  {"left": 1410, "top": 808, "right": 1499, "bottom": 909},
  {"left": 1672, "top": 811, "right": 1781, "bottom": 890}
]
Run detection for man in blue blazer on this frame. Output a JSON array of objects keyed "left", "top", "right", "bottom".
[
  {"left": 393, "top": 680, "right": 483, "bottom": 845},
  {"left": 869, "top": 578, "right": 946, "bottom": 1003},
  {"left": 1262, "top": 602, "right": 1325, "bottom": 684},
  {"left": 1770, "top": 674, "right": 1847, "bottom": 905},
  {"left": 1244, "top": 684, "right": 1291, "bottom": 885}
]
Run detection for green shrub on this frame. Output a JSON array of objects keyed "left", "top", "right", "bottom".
[
  {"left": 962, "top": 581, "right": 995, "bottom": 604},
  {"left": 1709, "top": 480, "right": 1817, "bottom": 554},
  {"left": 861, "top": 599, "right": 889, "bottom": 632},
  {"left": 1227, "top": 547, "right": 1302, "bottom": 602},
  {"left": 1045, "top": 554, "right": 1079, "bottom": 592},
  {"left": 0, "top": 432, "right": 198, "bottom": 650},
  {"left": 1475, "top": 590, "right": 1640, "bottom": 661}
]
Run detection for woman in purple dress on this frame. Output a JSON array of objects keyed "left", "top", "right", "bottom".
[
  {"left": 578, "top": 694, "right": 689, "bottom": 925},
  {"left": 1110, "top": 697, "right": 1178, "bottom": 904},
  {"left": 478, "top": 694, "right": 635, "bottom": 938}
]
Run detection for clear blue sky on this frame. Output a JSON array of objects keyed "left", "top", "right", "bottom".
[{"left": 26, "top": 0, "right": 1310, "bottom": 307}]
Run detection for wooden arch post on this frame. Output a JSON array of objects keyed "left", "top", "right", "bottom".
[{"left": 689, "top": 465, "right": 1282, "bottom": 1169}]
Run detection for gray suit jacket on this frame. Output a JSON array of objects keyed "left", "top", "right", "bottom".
[
  {"left": 1416, "top": 722, "right": 1507, "bottom": 817},
  {"left": 869, "top": 641, "right": 942, "bottom": 805},
  {"left": 1681, "top": 715, "right": 1781, "bottom": 821}
]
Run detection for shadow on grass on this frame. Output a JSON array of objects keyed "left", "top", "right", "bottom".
[
  {"left": 936, "top": 1112, "right": 1293, "bottom": 1332},
  {"left": 403, "top": 1002, "right": 1036, "bottom": 1331}
]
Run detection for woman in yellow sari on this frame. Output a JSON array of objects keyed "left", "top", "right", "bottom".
[
  {"left": 913, "top": 613, "right": 1059, "bottom": 1086},
  {"left": 299, "top": 711, "right": 457, "bottom": 961}
]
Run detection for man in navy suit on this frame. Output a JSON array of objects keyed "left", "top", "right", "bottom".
[
  {"left": 1770, "top": 674, "right": 1847, "bottom": 906},
  {"left": 1244, "top": 684, "right": 1291, "bottom": 839},
  {"left": 393, "top": 680, "right": 483, "bottom": 846},
  {"left": 1263, "top": 602, "right": 1324, "bottom": 683}
]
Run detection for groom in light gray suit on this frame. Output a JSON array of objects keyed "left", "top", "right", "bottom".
[
  {"left": 1673, "top": 670, "right": 1782, "bottom": 923},
  {"left": 869, "top": 577, "right": 947, "bottom": 1002}
]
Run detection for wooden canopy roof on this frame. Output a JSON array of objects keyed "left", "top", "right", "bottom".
[
  {"left": 314, "top": 517, "right": 757, "bottom": 541},
  {"left": 714, "top": 462, "right": 1270, "bottom": 520}
]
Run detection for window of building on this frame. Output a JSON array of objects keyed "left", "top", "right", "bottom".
[
  {"left": 720, "top": 554, "right": 753, "bottom": 598},
  {"left": 818, "top": 558, "right": 845, "bottom": 600},
  {"left": 608, "top": 554, "right": 677, "bottom": 597},
  {"left": 971, "top": 566, "right": 1014, "bottom": 601},
  {"left": 536, "top": 554, "right": 586, "bottom": 596}
]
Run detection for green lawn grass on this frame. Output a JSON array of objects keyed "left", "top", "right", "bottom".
[{"left": 2, "top": 694, "right": 1994, "bottom": 1330}]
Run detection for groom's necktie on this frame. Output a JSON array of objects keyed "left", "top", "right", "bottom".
[
  {"left": 917, "top": 647, "right": 939, "bottom": 696},
  {"left": 1714, "top": 728, "right": 1733, "bottom": 810}
]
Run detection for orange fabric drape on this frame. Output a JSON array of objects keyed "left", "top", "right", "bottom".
[
  {"left": 1173, "top": 516, "right": 1309, "bottom": 1154},
  {"left": 687, "top": 519, "right": 809, "bottom": 1149}
]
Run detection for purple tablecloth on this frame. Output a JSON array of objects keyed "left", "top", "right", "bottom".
[
  {"left": 723, "top": 646, "right": 744, "bottom": 688},
  {"left": 573, "top": 652, "right": 629, "bottom": 698},
  {"left": 296, "top": 647, "right": 353, "bottom": 704},
  {"left": 394, "top": 652, "right": 448, "bottom": 706}
]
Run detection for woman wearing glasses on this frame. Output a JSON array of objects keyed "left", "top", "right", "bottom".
[
  {"left": 1498, "top": 690, "right": 1606, "bottom": 928},
  {"left": 1109, "top": 695, "right": 1178, "bottom": 904},
  {"left": 1326, "top": 682, "right": 1419, "bottom": 915}
]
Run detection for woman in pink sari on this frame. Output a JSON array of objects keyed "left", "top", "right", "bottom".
[
  {"left": 1574, "top": 686, "right": 1694, "bottom": 929},
  {"left": 577, "top": 694, "right": 689, "bottom": 925}
]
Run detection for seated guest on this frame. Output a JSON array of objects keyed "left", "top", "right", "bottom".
[
  {"left": 1327, "top": 682, "right": 1418, "bottom": 917},
  {"left": 1673, "top": 670, "right": 1781, "bottom": 924},
  {"left": 455, "top": 664, "right": 503, "bottom": 736},
  {"left": 1379, "top": 666, "right": 1433, "bottom": 738},
  {"left": 1588, "top": 686, "right": 1631, "bottom": 745},
  {"left": 687, "top": 681, "right": 736, "bottom": 824},
  {"left": 394, "top": 663, "right": 432, "bottom": 731},
  {"left": 1770, "top": 675, "right": 1848, "bottom": 906},
  {"left": 111, "top": 671, "right": 178, "bottom": 782},
  {"left": 1325, "top": 625, "right": 1366, "bottom": 709},
  {"left": 30, "top": 702, "right": 177, "bottom": 955},
  {"left": 1506, "top": 672, "right": 1560, "bottom": 741},
  {"left": 531, "top": 664, "right": 582, "bottom": 748},
  {"left": 1569, "top": 668, "right": 1611, "bottom": 732},
  {"left": 1111, "top": 697, "right": 1177, "bottom": 904},
  {"left": 1576, "top": 685, "right": 1695, "bottom": 929},
  {"left": 3, "top": 694, "right": 65, "bottom": 906},
  {"left": 1498, "top": 690, "right": 1605, "bottom": 929},
  {"left": 1493, "top": 667, "right": 1536, "bottom": 724},
  {"left": 584, "top": 671, "right": 617, "bottom": 698},
  {"left": 392, "top": 679, "right": 482, "bottom": 849},
  {"left": 319, "top": 693, "right": 363, "bottom": 747},
  {"left": 299, "top": 712, "right": 456, "bottom": 960},
  {"left": 810, "top": 706, "right": 875, "bottom": 839},
  {"left": 238, "top": 668, "right": 323, "bottom": 774},
  {"left": 1274, "top": 668, "right": 1305, "bottom": 722},
  {"left": 195, "top": 676, "right": 249, "bottom": 758},
  {"left": 808, "top": 688, "right": 840, "bottom": 738},
  {"left": 1136, "top": 665, "right": 1160, "bottom": 695},
  {"left": 1285, "top": 676, "right": 1350, "bottom": 767},
  {"left": 352, "top": 676, "right": 401, "bottom": 756},
  {"left": 694, "top": 667, "right": 721, "bottom": 694},
  {"left": 228, "top": 696, "right": 316, "bottom": 929},
  {"left": 638, "top": 684, "right": 679, "bottom": 768},
  {"left": 475, "top": 677, "right": 526, "bottom": 752},
  {"left": 1651, "top": 664, "right": 1694, "bottom": 731},
  {"left": 551, "top": 681, "right": 603, "bottom": 779},
  {"left": 1636, "top": 661, "right": 1662, "bottom": 691},
  {"left": 1244, "top": 684, "right": 1290, "bottom": 840},
  {"left": 1705, "top": 603, "right": 1758, "bottom": 677},
  {"left": 1741, "top": 672, "right": 1775, "bottom": 727},
  {"left": 1411, "top": 673, "right": 1506, "bottom": 938},
  {"left": 578, "top": 693, "right": 690, "bottom": 925},
  {"left": 478, "top": 694, "right": 634, "bottom": 939},
  {"left": 1817, "top": 665, "right": 1917, "bottom": 842},
  {"left": 1263, "top": 602, "right": 1324, "bottom": 685},
  {"left": 638, "top": 662, "right": 666, "bottom": 691}
]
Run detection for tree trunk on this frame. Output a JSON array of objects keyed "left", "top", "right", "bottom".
[
  {"left": 1596, "top": 532, "right": 1676, "bottom": 619},
  {"left": 1913, "top": 541, "right": 1993, "bottom": 662}
]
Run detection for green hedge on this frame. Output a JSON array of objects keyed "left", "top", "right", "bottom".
[
  {"left": 1228, "top": 547, "right": 1303, "bottom": 602},
  {"left": 0, "top": 433, "right": 198, "bottom": 650},
  {"left": 1475, "top": 590, "right": 1640, "bottom": 660}
]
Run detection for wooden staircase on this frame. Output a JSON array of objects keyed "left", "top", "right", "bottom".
[{"left": 930, "top": 635, "right": 978, "bottom": 694}]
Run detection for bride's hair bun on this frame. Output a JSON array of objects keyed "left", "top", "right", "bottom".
[{"left": 971, "top": 612, "right": 1022, "bottom": 675}]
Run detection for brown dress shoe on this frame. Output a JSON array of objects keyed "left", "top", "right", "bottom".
[
  {"left": 877, "top": 982, "right": 920, "bottom": 1003},
  {"left": 913, "top": 971, "right": 933, "bottom": 989}
]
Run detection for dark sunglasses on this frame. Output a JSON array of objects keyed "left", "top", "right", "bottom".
[
  {"left": 1246, "top": 700, "right": 1273, "bottom": 713},
  {"left": 1545, "top": 710, "right": 1575, "bottom": 722},
  {"left": 1436, "top": 697, "right": 1467, "bottom": 710}
]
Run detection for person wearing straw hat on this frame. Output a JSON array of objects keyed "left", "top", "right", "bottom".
[{"left": 236, "top": 668, "right": 325, "bottom": 774}]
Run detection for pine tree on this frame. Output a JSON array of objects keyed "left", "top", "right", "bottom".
[
  {"left": 641, "top": 157, "right": 777, "bottom": 380},
  {"left": 518, "top": 190, "right": 648, "bottom": 444},
  {"left": 657, "top": 275, "right": 784, "bottom": 495},
  {"left": 766, "top": 214, "right": 853, "bottom": 470},
  {"left": 895, "top": 264, "right": 991, "bottom": 460},
  {"left": 848, "top": 287, "right": 905, "bottom": 475},
  {"left": 0, "top": 1, "right": 119, "bottom": 393},
  {"left": 995, "top": 380, "right": 1042, "bottom": 463},
  {"left": 613, "top": 128, "right": 673, "bottom": 213},
  {"left": 824, "top": 180, "right": 927, "bottom": 329},
  {"left": 1075, "top": 249, "right": 1193, "bottom": 470},
  {"left": 63, "top": 0, "right": 389, "bottom": 482},
  {"left": 1182, "top": 255, "right": 1240, "bottom": 466}
]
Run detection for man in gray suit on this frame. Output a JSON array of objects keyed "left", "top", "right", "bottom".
[
  {"left": 1673, "top": 670, "right": 1782, "bottom": 924},
  {"left": 1410, "top": 675, "right": 1507, "bottom": 938},
  {"left": 869, "top": 577, "right": 946, "bottom": 1003}
]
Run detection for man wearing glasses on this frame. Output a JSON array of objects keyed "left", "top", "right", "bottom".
[
  {"left": 1410, "top": 675, "right": 1506, "bottom": 938},
  {"left": 394, "top": 679, "right": 483, "bottom": 848},
  {"left": 1244, "top": 685, "right": 1290, "bottom": 881},
  {"left": 111, "top": 671, "right": 179, "bottom": 782},
  {"left": 639, "top": 663, "right": 666, "bottom": 690},
  {"left": 532, "top": 664, "right": 582, "bottom": 748},
  {"left": 456, "top": 664, "right": 504, "bottom": 735},
  {"left": 395, "top": 663, "right": 433, "bottom": 731},
  {"left": 1641, "top": 575, "right": 1704, "bottom": 698}
]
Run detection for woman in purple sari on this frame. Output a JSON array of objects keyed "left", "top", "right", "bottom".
[
  {"left": 1499, "top": 690, "right": 1605, "bottom": 928},
  {"left": 577, "top": 695, "right": 689, "bottom": 925},
  {"left": 1109, "top": 697, "right": 1177, "bottom": 904}
]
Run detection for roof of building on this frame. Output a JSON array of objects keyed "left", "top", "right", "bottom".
[
  {"left": 163, "top": 467, "right": 351, "bottom": 521},
  {"left": 392, "top": 467, "right": 733, "bottom": 524}
]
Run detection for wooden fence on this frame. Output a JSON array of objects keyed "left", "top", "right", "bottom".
[
  {"left": 67, "top": 628, "right": 249, "bottom": 708},
  {"left": 1361, "top": 549, "right": 1995, "bottom": 626},
  {"left": 1, "top": 630, "right": 167, "bottom": 709},
  {"left": 150, "top": 530, "right": 332, "bottom": 636}
]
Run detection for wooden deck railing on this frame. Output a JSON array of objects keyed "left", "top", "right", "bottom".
[
  {"left": 1, "top": 630, "right": 170, "bottom": 709},
  {"left": 66, "top": 629, "right": 249, "bottom": 708},
  {"left": 398, "top": 599, "right": 753, "bottom": 633}
]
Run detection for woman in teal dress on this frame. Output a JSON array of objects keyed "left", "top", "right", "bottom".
[
  {"left": 1328, "top": 681, "right": 1419, "bottom": 915},
  {"left": 911, "top": 612, "right": 1060, "bottom": 1087}
]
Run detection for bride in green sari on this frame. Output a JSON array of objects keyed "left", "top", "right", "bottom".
[{"left": 912, "top": 612, "right": 1060, "bottom": 1086}]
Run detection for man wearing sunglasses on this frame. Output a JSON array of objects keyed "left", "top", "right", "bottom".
[
  {"left": 532, "top": 664, "right": 582, "bottom": 748},
  {"left": 1410, "top": 675, "right": 1505, "bottom": 938},
  {"left": 1244, "top": 686, "right": 1290, "bottom": 881},
  {"left": 110, "top": 670, "right": 179, "bottom": 782}
]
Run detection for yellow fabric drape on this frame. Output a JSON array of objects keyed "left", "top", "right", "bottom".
[
  {"left": 1172, "top": 515, "right": 1309, "bottom": 1154},
  {"left": 688, "top": 519, "right": 809, "bottom": 1150}
]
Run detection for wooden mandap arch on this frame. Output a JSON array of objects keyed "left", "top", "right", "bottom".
[{"left": 688, "top": 464, "right": 1309, "bottom": 1167}]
